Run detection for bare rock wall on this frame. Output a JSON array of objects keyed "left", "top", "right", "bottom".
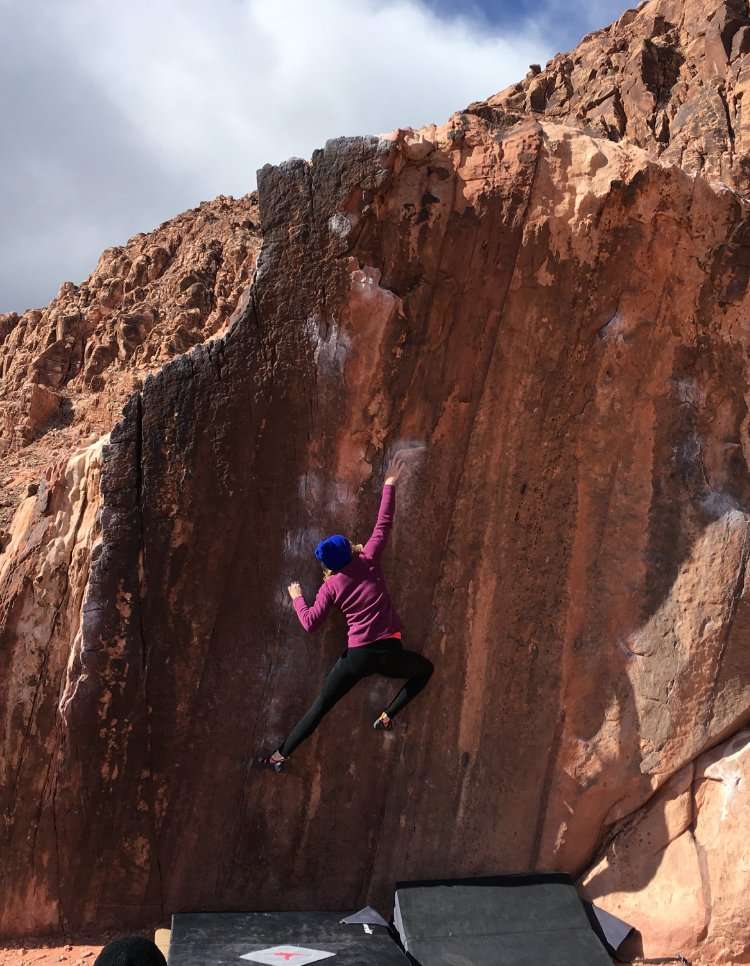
[{"left": 2, "top": 112, "right": 750, "bottom": 964}]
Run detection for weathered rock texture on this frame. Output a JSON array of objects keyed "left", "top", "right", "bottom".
[
  {"left": 3, "top": 3, "right": 750, "bottom": 965},
  {"left": 0, "top": 194, "right": 260, "bottom": 537},
  {"left": 480, "top": 0, "right": 750, "bottom": 191},
  {"left": 582, "top": 729, "right": 750, "bottom": 963}
]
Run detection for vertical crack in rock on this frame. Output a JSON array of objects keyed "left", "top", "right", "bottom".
[
  {"left": 51, "top": 773, "right": 66, "bottom": 934},
  {"left": 135, "top": 391, "right": 147, "bottom": 673},
  {"left": 532, "top": 710, "right": 567, "bottom": 871},
  {"left": 719, "top": 84, "right": 737, "bottom": 157},
  {"left": 134, "top": 387, "right": 166, "bottom": 921},
  {"left": 29, "top": 749, "right": 55, "bottom": 861}
]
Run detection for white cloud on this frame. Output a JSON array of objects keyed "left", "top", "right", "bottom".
[
  {"left": 60, "top": 0, "right": 549, "bottom": 191},
  {"left": 2, "top": 0, "right": 555, "bottom": 312}
]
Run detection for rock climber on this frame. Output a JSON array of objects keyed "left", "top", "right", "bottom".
[{"left": 257, "top": 451, "right": 433, "bottom": 771}]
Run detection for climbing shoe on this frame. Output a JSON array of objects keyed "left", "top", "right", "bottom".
[
  {"left": 373, "top": 712, "right": 393, "bottom": 731},
  {"left": 255, "top": 752, "right": 286, "bottom": 772}
]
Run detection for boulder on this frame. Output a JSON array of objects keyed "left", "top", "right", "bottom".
[{"left": 2, "top": 5, "right": 750, "bottom": 964}]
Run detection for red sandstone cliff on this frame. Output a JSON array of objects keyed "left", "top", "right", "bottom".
[
  {"left": 2, "top": 2, "right": 750, "bottom": 964},
  {"left": 0, "top": 194, "right": 260, "bottom": 538},
  {"left": 478, "top": 0, "right": 750, "bottom": 190}
]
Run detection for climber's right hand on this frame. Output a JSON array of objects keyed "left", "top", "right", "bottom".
[{"left": 385, "top": 452, "right": 407, "bottom": 485}]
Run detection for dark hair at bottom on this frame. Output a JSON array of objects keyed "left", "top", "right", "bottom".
[{"left": 94, "top": 936, "right": 167, "bottom": 966}]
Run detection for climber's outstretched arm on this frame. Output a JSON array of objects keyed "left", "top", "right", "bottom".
[
  {"left": 289, "top": 580, "right": 335, "bottom": 632},
  {"left": 363, "top": 454, "right": 406, "bottom": 562}
]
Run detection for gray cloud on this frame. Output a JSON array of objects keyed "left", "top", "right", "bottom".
[
  {"left": 1, "top": 0, "right": 559, "bottom": 312},
  {"left": 1, "top": 1, "right": 200, "bottom": 312}
]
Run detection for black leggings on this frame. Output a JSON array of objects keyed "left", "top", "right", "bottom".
[{"left": 279, "top": 637, "right": 433, "bottom": 758}]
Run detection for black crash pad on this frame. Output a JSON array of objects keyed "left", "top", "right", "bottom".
[
  {"left": 393, "top": 874, "right": 613, "bottom": 966},
  {"left": 168, "top": 911, "right": 408, "bottom": 966}
]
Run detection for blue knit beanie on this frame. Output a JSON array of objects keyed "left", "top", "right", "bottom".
[{"left": 315, "top": 534, "right": 352, "bottom": 572}]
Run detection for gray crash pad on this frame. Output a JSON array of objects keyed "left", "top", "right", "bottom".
[{"left": 393, "top": 874, "right": 613, "bottom": 966}]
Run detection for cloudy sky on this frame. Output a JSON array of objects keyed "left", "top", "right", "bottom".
[{"left": 1, "top": 0, "right": 626, "bottom": 313}]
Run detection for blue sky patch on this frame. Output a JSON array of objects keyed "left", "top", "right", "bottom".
[{"left": 423, "top": 0, "right": 629, "bottom": 54}]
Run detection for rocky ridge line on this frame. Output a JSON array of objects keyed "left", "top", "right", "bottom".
[
  {"left": 471, "top": 0, "right": 750, "bottom": 192},
  {"left": 0, "top": 194, "right": 261, "bottom": 540}
]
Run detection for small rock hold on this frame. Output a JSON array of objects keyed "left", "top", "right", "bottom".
[{"left": 26, "top": 482, "right": 38, "bottom": 496}]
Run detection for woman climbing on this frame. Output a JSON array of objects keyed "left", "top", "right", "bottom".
[{"left": 258, "top": 452, "right": 433, "bottom": 771}]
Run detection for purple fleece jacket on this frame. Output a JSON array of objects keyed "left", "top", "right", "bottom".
[{"left": 293, "top": 483, "right": 403, "bottom": 647}]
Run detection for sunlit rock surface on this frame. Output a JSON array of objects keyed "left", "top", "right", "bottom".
[{"left": 2, "top": 3, "right": 750, "bottom": 964}]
